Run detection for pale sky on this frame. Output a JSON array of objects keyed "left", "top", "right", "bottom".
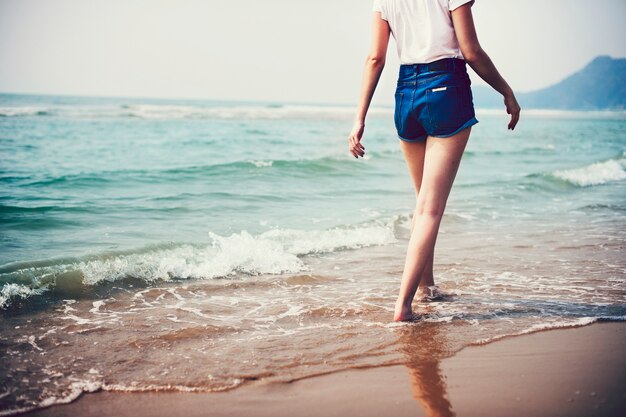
[{"left": 0, "top": 0, "right": 624, "bottom": 106}]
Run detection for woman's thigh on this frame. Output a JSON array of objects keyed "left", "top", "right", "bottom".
[
  {"left": 417, "top": 127, "right": 471, "bottom": 212},
  {"left": 399, "top": 139, "right": 427, "bottom": 197}
]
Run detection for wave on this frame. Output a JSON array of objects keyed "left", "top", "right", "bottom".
[
  {"left": 121, "top": 104, "right": 372, "bottom": 120},
  {"left": 161, "top": 156, "right": 353, "bottom": 176},
  {"left": 464, "top": 144, "right": 557, "bottom": 158},
  {"left": 0, "top": 103, "right": 392, "bottom": 120},
  {"left": 552, "top": 154, "right": 626, "bottom": 187},
  {"left": 9, "top": 155, "right": 362, "bottom": 190},
  {"left": 4, "top": 103, "right": 623, "bottom": 120},
  {"left": 475, "top": 108, "right": 626, "bottom": 119},
  {"left": 0, "top": 204, "right": 99, "bottom": 215},
  {"left": 0, "top": 220, "right": 397, "bottom": 310},
  {"left": 0, "top": 106, "right": 51, "bottom": 117},
  {"left": 0, "top": 283, "right": 46, "bottom": 309},
  {"left": 468, "top": 316, "right": 625, "bottom": 346},
  {"left": 579, "top": 203, "right": 626, "bottom": 212},
  {"left": 0, "top": 378, "right": 103, "bottom": 417}
]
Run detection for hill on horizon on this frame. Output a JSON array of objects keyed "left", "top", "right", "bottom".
[{"left": 472, "top": 56, "right": 626, "bottom": 110}]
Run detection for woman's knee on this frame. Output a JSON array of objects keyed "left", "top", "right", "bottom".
[{"left": 415, "top": 197, "right": 446, "bottom": 219}]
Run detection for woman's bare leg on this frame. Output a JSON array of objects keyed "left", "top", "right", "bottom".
[
  {"left": 402, "top": 141, "right": 435, "bottom": 290},
  {"left": 394, "top": 128, "right": 471, "bottom": 321},
  {"left": 410, "top": 210, "right": 435, "bottom": 290}
]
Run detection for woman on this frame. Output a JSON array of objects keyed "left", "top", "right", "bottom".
[{"left": 348, "top": 0, "right": 521, "bottom": 321}]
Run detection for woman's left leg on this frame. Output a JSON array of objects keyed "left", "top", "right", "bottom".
[
  {"left": 395, "top": 127, "right": 471, "bottom": 321},
  {"left": 402, "top": 140, "right": 436, "bottom": 290}
]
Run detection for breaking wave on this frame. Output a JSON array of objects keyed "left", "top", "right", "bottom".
[
  {"left": 0, "top": 220, "right": 397, "bottom": 310},
  {"left": 552, "top": 154, "right": 626, "bottom": 187}
]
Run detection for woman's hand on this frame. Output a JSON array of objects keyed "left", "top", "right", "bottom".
[
  {"left": 504, "top": 93, "right": 521, "bottom": 130},
  {"left": 348, "top": 122, "right": 366, "bottom": 158}
]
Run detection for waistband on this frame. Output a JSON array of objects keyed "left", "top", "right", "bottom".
[{"left": 400, "top": 58, "right": 467, "bottom": 74}]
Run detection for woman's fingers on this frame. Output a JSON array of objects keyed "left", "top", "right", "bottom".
[
  {"left": 507, "top": 104, "right": 520, "bottom": 130},
  {"left": 508, "top": 111, "right": 520, "bottom": 130},
  {"left": 348, "top": 123, "right": 366, "bottom": 158},
  {"left": 504, "top": 95, "right": 521, "bottom": 131},
  {"left": 348, "top": 135, "right": 365, "bottom": 158},
  {"left": 351, "top": 146, "right": 365, "bottom": 158}
]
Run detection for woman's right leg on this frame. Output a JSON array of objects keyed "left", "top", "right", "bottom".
[
  {"left": 410, "top": 209, "right": 435, "bottom": 291},
  {"left": 402, "top": 140, "right": 436, "bottom": 291},
  {"left": 394, "top": 127, "right": 471, "bottom": 321}
]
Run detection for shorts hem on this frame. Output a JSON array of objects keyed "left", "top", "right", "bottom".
[
  {"left": 428, "top": 117, "right": 479, "bottom": 138},
  {"left": 397, "top": 134, "right": 428, "bottom": 143}
]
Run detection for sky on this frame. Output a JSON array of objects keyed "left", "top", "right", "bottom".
[{"left": 0, "top": 0, "right": 625, "bottom": 106}]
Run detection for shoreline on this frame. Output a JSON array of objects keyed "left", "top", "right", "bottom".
[{"left": 24, "top": 321, "right": 626, "bottom": 417}]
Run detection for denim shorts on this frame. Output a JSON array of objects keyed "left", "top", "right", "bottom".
[{"left": 394, "top": 58, "right": 478, "bottom": 142}]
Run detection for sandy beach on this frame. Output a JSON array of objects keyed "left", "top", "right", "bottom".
[{"left": 24, "top": 322, "right": 625, "bottom": 417}]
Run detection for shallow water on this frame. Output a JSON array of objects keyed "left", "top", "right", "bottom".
[{"left": 1, "top": 94, "right": 625, "bottom": 415}]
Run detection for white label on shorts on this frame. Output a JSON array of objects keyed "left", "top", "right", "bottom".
[{"left": 432, "top": 87, "right": 447, "bottom": 92}]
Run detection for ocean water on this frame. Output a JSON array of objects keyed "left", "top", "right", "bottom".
[{"left": 1, "top": 93, "right": 625, "bottom": 415}]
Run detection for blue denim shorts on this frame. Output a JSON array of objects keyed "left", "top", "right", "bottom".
[{"left": 394, "top": 58, "right": 478, "bottom": 142}]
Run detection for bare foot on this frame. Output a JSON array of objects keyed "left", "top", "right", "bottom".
[
  {"left": 415, "top": 285, "right": 445, "bottom": 302},
  {"left": 393, "top": 301, "right": 420, "bottom": 322}
]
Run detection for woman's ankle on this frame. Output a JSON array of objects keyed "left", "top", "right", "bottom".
[
  {"left": 418, "top": 278, "right": 435, "bottom": 289},
  {"left": 395, "top": 296, "right": 412, "bottom": 310}
]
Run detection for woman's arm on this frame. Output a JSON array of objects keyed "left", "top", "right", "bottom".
[
  {"left": 451, "top": 4, "right": 521, "bottom": 130},
  {"left": 349, "top": 12, "right": 391, "bottom": 158}
]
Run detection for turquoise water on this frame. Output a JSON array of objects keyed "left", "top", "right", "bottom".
[
  {"left": 1, "top": 93, "right": 625, "bottom": 414},
  {"left": 1, "top": 94, "right": 625, "bottom": 281},
  {"left": 1, "top": 95, "right": 402, "bottom": 265}
]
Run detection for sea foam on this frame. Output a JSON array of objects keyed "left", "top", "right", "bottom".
[
  {"left": 0, "top": 222, "right": 397, "bottom": 307},
  {"left": 553, "top": 156, "right": 626, "bottom": 186},
  {"left": 0, "top": 104, "right": 393, "bottom": 120},
  {"left": 79, "top": 224, "right": 396, "bottom": 285},
  {"left": 0, "top": 106, "right": 50, "bottom": 117},
  {"left": 121, "top": 104, "right": 391, "bottom": 120},
  {"left": 470, "top": 317, "right": 599, "bottom": 346},
  {"left": 0, "top": 283, "right": 45, "bottom": 309}
]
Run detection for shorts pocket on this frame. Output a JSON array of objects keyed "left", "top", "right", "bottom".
[
  {"left": 394, "top": 92, "right": 404, "bottom": 132},
  {"left": 426, "top": 85, "right": 473, "bottom": 132}
]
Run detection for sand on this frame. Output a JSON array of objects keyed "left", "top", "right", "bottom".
[{"left": 26, "top": 322, "right": 626, "bottom": 417}]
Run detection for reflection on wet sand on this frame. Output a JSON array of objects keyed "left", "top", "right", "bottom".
[{"left": 398, "top": 319, "right": 456, "bottom": 417}]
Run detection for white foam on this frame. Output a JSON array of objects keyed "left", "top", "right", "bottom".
[
  {"left": 38, "top": 379, "right": 102, "bottom": 408},
  {"left": 0, "top": 283, "right": 45, "bottom": 308},
  {"left": 475, "top": 108, "right": 626, "bottom": 119},
  {"left": 3, "top": 104, "right": 624, "bottom": 120},
  {"left": 471, "top": 317, "right": 598, "bottom": 346},
  {"left": 262, "top": 225, "right": 396, "bottom": 255},
  {"left": 0, "top": 103, "right": 393, "bottom": 120},
  {"left": 553, "top": 157, "right": 626, "bottom": 186},
  {"left": 0, "top": 407, "right": 33, "bottom": 417},
  {"left": 0, "top": 106, "right": 49, "bottom": 117},
  {"left": 102, "top": 379, "right": 243, "bottom": 393},
  {"left": 248, "top": 160, "right": 273, "bottom": 168},
  {"left": 75, "top": 223, "right": 395, "bottom": 285},
  {"left": 89, "top": 300, "right": 106, "bottom": 314},
  {"left": 121, "top": 104, "right": 391, "bottom": 120},
  {"left": 0, "top": 379, "right": 105, "bottom": 417}
]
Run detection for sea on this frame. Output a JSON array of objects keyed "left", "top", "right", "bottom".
[{"left": 1, "top": 93, "right": 625, "bottom": 415}]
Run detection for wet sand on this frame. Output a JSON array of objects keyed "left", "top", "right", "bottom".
[{"left": 26, "top": 322, "right": 626, "bottom": 417}]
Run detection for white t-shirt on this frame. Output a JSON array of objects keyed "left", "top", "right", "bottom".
[{"left": 372, "top": 0, "right": 475, "bottom": 64}]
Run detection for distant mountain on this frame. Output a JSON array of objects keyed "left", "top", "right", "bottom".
[{"left": 472, "top": 56, "right": 626, "bottom": 110}]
